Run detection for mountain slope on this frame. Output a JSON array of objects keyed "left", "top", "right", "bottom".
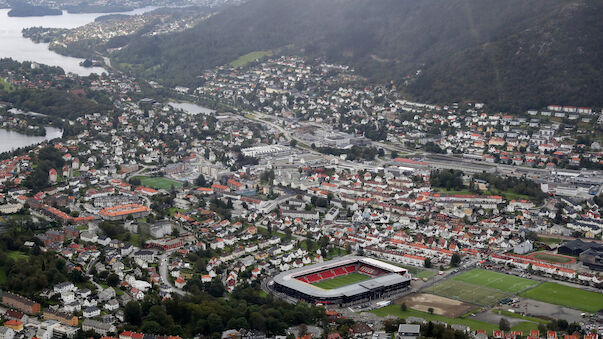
[
  {"left": 113, "top": 0, "right": 602, "bottom": 110},
  {"left": 406, "top": 0, "right": 603, "bottom": 111}
]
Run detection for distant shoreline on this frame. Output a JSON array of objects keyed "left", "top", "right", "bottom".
[
  {"left": 6, "top": 4, "right": 138, "bottom": 17},
  {"left": 7, "top": 5, "right": 62, "bottom": 17}
]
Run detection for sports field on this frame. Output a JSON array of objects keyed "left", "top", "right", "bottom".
[
  {"left": 132, "top": 176, "right": 183, "bottom": 190},
  {"left": 424, "top": 280, "right": 508, "bottom": 306},
  {"left": 312, "top": 272, "right": 370, "bottom": 289},
  {"left": 520, "top": 282, "right": 603, "bottom": 313},
  {"left": 453, "top": 269, "right": 537, "bottom": 293},
  {"left": 528, "top": 252, "right": 575, "bottom": 264}
]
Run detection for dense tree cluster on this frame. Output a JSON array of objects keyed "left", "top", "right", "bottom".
[
  {"left": 0, "top": 232, "right": 70, "bottom": 297},
  {"left": 316, "top": 146, "right": 378, "bottom": 161},
  {"left": 7, "top": 1, "right": 61, "bottom": 16},
  {"left": 474, "top": 173, "right": 546, "bottom": 203},
  {"left": 23, "top": 146, "right": 66, "bottom": 191},
  {"left": 430, "top": 170, "right": 464, "bottom": 191},
  {"left": 0, "top": 88, "right": 112, "bottom": 120},
  {"left": 121, "top": 287, "right": 325, "bottom": 338}
]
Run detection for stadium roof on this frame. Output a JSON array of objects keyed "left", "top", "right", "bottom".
[{"left": 272, "top": 256, "right": 410, "bottom": 299}]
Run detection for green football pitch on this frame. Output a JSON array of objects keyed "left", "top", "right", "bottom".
[
  {"left": 424, "top": 279, "right": 508, "bottom": 306},
  {"left": 453, "top": 268, "right": 537, "bottom": 293},
  {"left": 132, "top": 176, "right": 183, "bottom": 190},
  {"left": 424, "top": 269, "right": 538, "bottom": 306},
  {"left": 312, "top": 272, "right": 371, "bottom": 289},
  {"left": 520, "top": 282, "right": 603, "bottom": 313}
]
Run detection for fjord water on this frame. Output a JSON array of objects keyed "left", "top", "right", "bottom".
[
  {"left": 0, "top": 7, "right": 157, "bottom": 75},
  {"left": 0, "top": 7, "right": 156, "bottom": 153},
  {"left": 0, "top": 127, "right": 63, "bottom": 154}
]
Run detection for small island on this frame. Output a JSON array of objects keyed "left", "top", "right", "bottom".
[
  {"left": 7, "top": 3, "right": 61, "bottom": 17},
  {"left": 79, "top": 59, "right": 103, "bottom": 68}
]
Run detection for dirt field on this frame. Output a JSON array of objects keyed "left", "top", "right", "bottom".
[{"left": 395, "top": 293, "right": 476, "bottom": 318}]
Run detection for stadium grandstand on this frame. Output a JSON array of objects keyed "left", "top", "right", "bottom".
[{"left": 271, "top": 256, "right": 411, "bottom": 306}]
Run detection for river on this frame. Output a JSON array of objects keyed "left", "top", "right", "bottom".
[
  {"left": 0, "top": 6, "right": 157, "bottom": 75},
  {"left": 168, "top": 101, "right": 215, "bottom": 115},
  {"left": 0, "top": 127, "right": 63, "bottom": 154}
]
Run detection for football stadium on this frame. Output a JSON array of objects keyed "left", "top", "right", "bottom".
[{"left": 271, "top": 256, "right": 411, "bottom": 306}]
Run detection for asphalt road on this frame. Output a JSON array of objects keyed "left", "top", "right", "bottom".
[{"left": 159, "top": 251, "right": 189, "bottom": 296}]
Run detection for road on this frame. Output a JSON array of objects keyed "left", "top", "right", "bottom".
[
  {"left": 125, "top": 164, "right": 158, "bottom": 181},
  {"left": 159, "top": 251, "right": 189, "bottom": 296},
  {"left": 245, "top": 111, "right": 322, "bottom": 155}
]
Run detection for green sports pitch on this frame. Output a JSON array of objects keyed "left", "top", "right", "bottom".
[
  {"left": 312, "top": 272, "right": 371, "bottom": 289},
  {"left": 132, "top": 176, "right": 183, "bottom": 190},
  {"left": 520, "top": 282, "right": 603, "bottom": 313},
  {"left": 424, "top": 279, "right": 508, "bottom": 306},
  {"left": 452, "top": 268, "right": 537, "bottom": 293},
  {"left": 424, "top": 269, "right": 538, "bottom": 306}
]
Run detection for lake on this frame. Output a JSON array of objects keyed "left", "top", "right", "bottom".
[
  {"left": 0, "top": 127, "right": 63, "bottom": 154},
  {"left": 0, "top": 7, "right": 157, "bottom": 75},
  {"left": 168, "top": 101, "right": 215, "bottom": 115}
]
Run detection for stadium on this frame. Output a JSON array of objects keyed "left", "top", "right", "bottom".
[{"left": 271, "top": 256, "right": 411, "bottom": 306}]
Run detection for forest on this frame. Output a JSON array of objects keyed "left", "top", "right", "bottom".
[
  {"left": 0, "top": 88, "right": 112, "bottom": 120},
  {"left": 430, "top": 170, "right": 464, "bottom": 191},
  {"left": 7, "top": 1, "right": 61, "bottom": 16},
  {"left": 474, "top": 173, "right": 546, "bottom": 203},
  {"left": 110, "top": 0, "right": 603, "bottom": 110},
  {"left": 118, "top": 285, "right": 325, "bottom": 337},
  {"left": 23, "top": 146, "right": 66, "bottom": 191},
  {"left": 0, "top": 228, "right": 71, "bottom": 298},
  {"left": 316, "top": 146, "right": 379, "bottom": 161}
]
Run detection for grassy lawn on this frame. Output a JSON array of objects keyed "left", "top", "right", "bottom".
[
  {"left": 496, "top": 310, "right": 548, "bottom": 324},
  {"left": 510, "top": 321, "right": 541, "bottom": 333},
  {"left": 7, "top": 251, "right": 29, "bottom": 261},
  {"left": 434, "top": 188, "right": 475, "bottom": 195},
  {"left": 132, "top": 176, "right": 183, "bottom": 190},
  {"left": 230, "top": 50, "right": 273, "bottom": 67},
  {"left": 312, "top": 272, "right": 370, "bottom": 289},
  {"left": 520, "top": 282, "right": 603, "bottom": 313},
  {"left": 529, "top": 252, "right": 574, "bottom": 264},
  {"left": 371, "top": 305, "right": 498, "bottom": 332},
  {"left": 415, "top": 270, "right": 437, "bottom": 280},
  {"left": 490, "top": 190, "right": 531, "bottom": 201},
  {"left": 453, "top": 269, "right": 537, "bottom": 293},
  {"left": 257, "top": 225, "right": 287, "bottom": 239},
  {"left": 424, "top": 279, "right": 508, "bottom": 306},
  {"left": 168, "top": 207, "right": 187, "bottom": 216},
  {"left": 0, "top": 78, "right": 16, "bottom": 92},
  {"left": 435, "top": 186, "right": 531, "bottom": 201}
]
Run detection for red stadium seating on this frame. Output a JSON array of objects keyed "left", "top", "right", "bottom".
[
  {"left": 306, "top": 273, "right": 321, "bottom": 282},
  {"left": 359, "top": 265, "right": 379, "bottom": 276},
  {"left": 344, "top": 265, "right": 356, "bottom": 273},
  {"left": 333, "top": 267, "right": 346, "bottom": 275},
  {"left": 358, "top": 265, "right": 387, "bottom": 276},
  {"left": 321, "top": 271, "right": 335, "bottom": 279},
  {"left": 297, "top": 263, "right": 386, "bottom": 284}
]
